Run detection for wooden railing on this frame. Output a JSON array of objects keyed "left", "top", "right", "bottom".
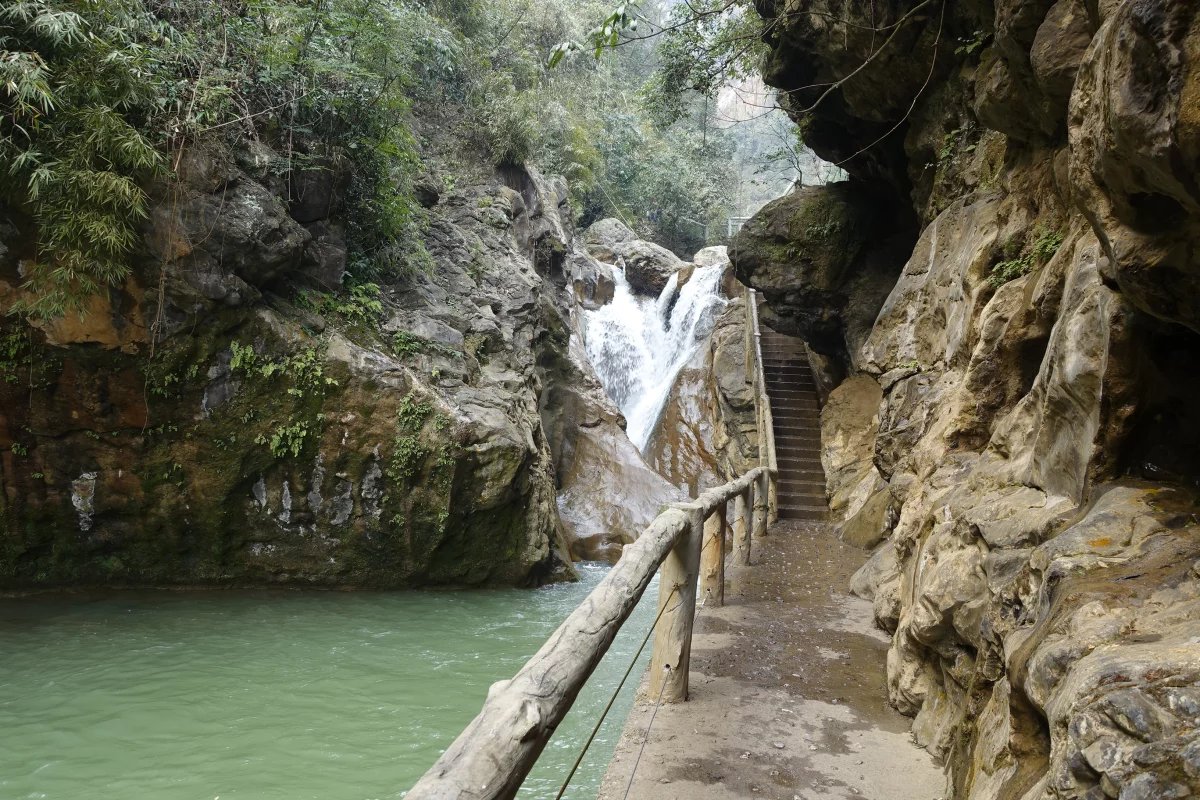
[
  {"left": 746, "top": 287, "right": 779, "bottom": 524},
  {"left": 407, "top": 288, "right": 779, "bottom": 800}
]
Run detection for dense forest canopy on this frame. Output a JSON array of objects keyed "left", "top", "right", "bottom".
[{"left": 0, "top": 0, "right": 812, "bottom": 319}]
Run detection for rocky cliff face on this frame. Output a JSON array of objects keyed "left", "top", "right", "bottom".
[
  {"left": 0, "top": 135, "right": 649, "bottom": 589},
  {"left": 740, "top": 1, "right": 1200, "bottom": 797}
]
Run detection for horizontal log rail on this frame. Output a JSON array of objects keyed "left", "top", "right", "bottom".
[
  {"left": 407, "top": 289, "right": 780, "bottom": 800},
  {"left": 746, "top": 286, "right": 779, "bottom": 525}
]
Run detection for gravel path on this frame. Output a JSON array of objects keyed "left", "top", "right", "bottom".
[{"left": 598, "top": 520, "right": 947, "bottom": 800}]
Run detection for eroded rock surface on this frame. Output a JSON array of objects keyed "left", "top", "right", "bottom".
[
  {"left": 748, "top": 0, "right": 1200, "bottom": 796},
  {"left": 0, "top": 139, "right": 650, "bottom": 588}
]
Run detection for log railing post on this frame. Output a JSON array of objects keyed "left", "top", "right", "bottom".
[
  {"left": 648, "top": 505, "right": 703, "bottom": 703},
  {"left": 732, "top": 487, "right": 751, "bottom": 566},
  {"left": 768, "top": 470, "right": 778, "bottom": 524},
  {"left": 753, "top": 470, "right": 769, "bottom": 542},
  {"left": 699, "top": 504, "right": 726, "bottom": 608}
]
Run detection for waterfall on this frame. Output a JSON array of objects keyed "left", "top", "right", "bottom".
[{"left": 583, "top": 260, "right": 728, "bottom": 451}]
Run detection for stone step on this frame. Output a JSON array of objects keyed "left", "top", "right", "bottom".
[
  {"left": 777, "top": 458, "right": 822, "bottom": 469},
  {"left": 778, "top": 460, "right": 823, "bottom": 472},
  {"left": 771, "top": 419, "right": 820, "bottom": 431},
  {"left": 778, "top": 467, "right": 824, "bottom": 477},
  {"left": 777, "top": 484, "right": 825, "bottom": 496},
  {"left": 774, "top": 425, "right": 820, "bottom": 436},
  {"left": 776, "top": 435, "right": 820, "bottom": 443},
  {"left": 771, "top": 403, "right": 820, "bottom": 413},
  {"left": 776, "top": 446, "right": 820, "bottom": 457},
  {"left": 777, "top": 468, "right": 826, "bottom": 480},
  {"left": 772, "top": 411, "right": 819, "bottom": 421},
  {"left": 776, "top": 442, "right": 820, "bottom": 454},
  {"left": 766, "top": 371, "right": 815, "bottom": 379},
  {"left": 778, "top": 504, "right": 829, "bottom": 521}
]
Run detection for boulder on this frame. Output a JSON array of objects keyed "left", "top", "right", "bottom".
[
  {"left": 584, "top": 217, "right": 638, "bottom": 249},
  {"left": 820, "top": 374, "right": 883, "bottom": 521},
  {"left": 732, "top": 182, "right": 901, "bottom": 360},
  {"left": 618, "top": 240, "right": 687, "bottom": 296},
  {"left": 692, "top": 245, "right": 729, "bottom": 268},
  {"left": 570, "top": 252, "right": 616, "bottom": 310},
  {"left": 556, "top": 420, "right": 682, "bottom": 562},
  {"left": 582, "top": 217, "right": 688, "bottom": 296},
  {"left": 1029, "top": 0, "right": 1093, "bottom": 106},
  {"left": 146, "top": 175, "right": 309, "bottom": 301}
]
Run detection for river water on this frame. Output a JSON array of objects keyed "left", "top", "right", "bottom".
[{"left": 0, "top": 564, "right": 657, "bottom": 800}]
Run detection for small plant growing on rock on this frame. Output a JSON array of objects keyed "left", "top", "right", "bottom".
[
  {"left": 296, "top": 282, "right": 384, "bottom": 326},
  {"left": 955, "top": 30, "right": 990, "bottom": 57},
  {"left": 230, "top": 340, "right": 337, "bottom": 398},
  {"left": 397, "top": 393, "right": 432, "bottom": 431},
  {"left": 256, "top": 418, "right": 320, "bottom": 459},
  {"left": 388, "top": 393, "right": 434, "bottom": 483},
  {"left": 391, "top": 331, "right": 426, "bottom": 358},
  {"left": 988, "top": 225, "right": 1065, "bottom": 288}
]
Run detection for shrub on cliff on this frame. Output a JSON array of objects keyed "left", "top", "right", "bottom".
[{"left": 0, "top": 0, "right": 171, "bottom": 319}]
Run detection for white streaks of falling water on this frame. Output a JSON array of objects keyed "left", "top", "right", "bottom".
[{"left": 583, "top": 260, "right": 727, "bottom": 451}]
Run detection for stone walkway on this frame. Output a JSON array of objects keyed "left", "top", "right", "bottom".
[{"left": 598, "top": 520, "right": 947, "bottom": 800}]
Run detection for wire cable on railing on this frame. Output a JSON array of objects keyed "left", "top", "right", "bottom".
[
  {"left": 553, "top": 583, "right": 683, "bottom": 800},
  {"left": 622, "top": 663, "right": 674, "bottom": 800}
]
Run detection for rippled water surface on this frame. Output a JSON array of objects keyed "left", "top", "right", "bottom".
[{"left": 0, "top": 564, "right": 655, "bottom": 800}]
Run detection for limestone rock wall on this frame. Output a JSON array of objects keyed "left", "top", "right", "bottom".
[
  {"left": 0, "top": 136, "right": 616, "bottom": 589},
  {"left": 744, "top": 1, "right": 1200, "bottom": 797}
]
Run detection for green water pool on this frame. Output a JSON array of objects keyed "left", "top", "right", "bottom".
[{"left": 0, "top": 563, "right": 655, "bottom": 799}]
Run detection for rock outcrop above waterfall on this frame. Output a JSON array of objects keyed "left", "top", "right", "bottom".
[
  {"left": 0, "top": 138, "right": 640, "bottom": 589},
  {"left": 583, "top": 217, "right": 689, "bottom": 296},
  {"left": 747, "top": 1, "right": 1200, "bottom": 797},
  {"left": 731, "top": 183, "right": 910, "bottom": 360}
]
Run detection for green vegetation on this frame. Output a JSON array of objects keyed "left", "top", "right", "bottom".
[
  {"left": 255, "top": 418, "right": 320, "bottom": 459},
  {"left": 0, "top": 1, "right": 168, "bottom": 319},
  {"left": 296, "top": 282, "right": 385, "bottom": 327},
  {"left": 391, "top": 331, "right": 427, "bottom": 358},
  {"left": 229, "top": 337, "right": 337, "bottom": 459},
  {"left": 230, "top": 340, "right": 337, "bottom": 398},
  {"left": 988, "top": 226, "right": 1065, "bottom": 288},
  {"left": 389, "top": 393, "right": 433, "bottom": 482},
  {"left": 3, "top": 0, "right": 794, "bottom": 317}
]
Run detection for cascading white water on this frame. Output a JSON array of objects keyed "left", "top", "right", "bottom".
[{"left": 583, "top": 260, "right": 728, "bottom": 451}]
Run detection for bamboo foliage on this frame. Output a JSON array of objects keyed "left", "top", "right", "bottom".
[{"left": 0, "top": 0, "right": 167, "bottom": 319}]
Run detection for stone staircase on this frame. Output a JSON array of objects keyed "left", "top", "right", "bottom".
[{"left": 760, "top": 329, "right": 828, "bottom": 521}]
